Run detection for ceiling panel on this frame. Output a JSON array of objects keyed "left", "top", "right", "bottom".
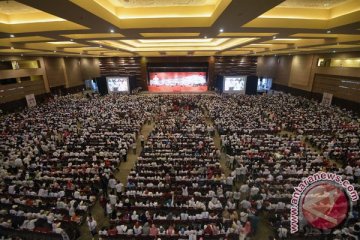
[{"left": 0, "top": 0, "right": 357, "bottom": 57}]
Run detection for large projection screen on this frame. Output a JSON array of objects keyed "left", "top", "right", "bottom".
[
  {"left": 223, "top": 76, "right": 247, "bottom": 94},
  {"left": 106, "top": 76, "right": 129, "bottom": 93},
  {"left": 148, "top": 72, "right": 208, "bottom": 92},
  {"left": 257, "top": 77, "right": 272, "bottom": 92}
]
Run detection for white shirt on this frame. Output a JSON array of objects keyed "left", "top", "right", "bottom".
[
  {"left": 87, "top": 219, "right": 97, "bottom": 231},
  {"left": 115, "top": 182, "right": 124, "bottom": 193}
]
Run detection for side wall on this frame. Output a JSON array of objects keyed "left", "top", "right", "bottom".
[
  {"left": 0, "top": 56, "right": 100, "bottom": 112},
  {"left": 256, "top": 52, "right": 360, "bottom": 104}
]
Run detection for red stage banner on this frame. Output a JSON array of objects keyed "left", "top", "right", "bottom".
[{"left": 148, "top": 72, "right": 207, "bottom": 92}]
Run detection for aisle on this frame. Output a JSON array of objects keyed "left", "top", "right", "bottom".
[
  {"left": 78, "top": 121, "right": 155, "bottom": 240},
  {"left": 203, "top": 111, "right": 230, "bottom": 177},
  {"left": 114, "top": 121, "right": 155, "bottom": 183},
  {"left": 204, "top": 109, "right": 275, "bottom": 240}
]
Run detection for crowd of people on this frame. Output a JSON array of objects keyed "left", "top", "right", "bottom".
[
  {"left": 204, "top": 94, "right": 360, "bottom": 239},
  {"left": 0, "top": 92, "right": 359, "bottom": 240},
  {"left": 0, "top": 94, "right": 155, "bottom": 239},
  {"left": 99, "top": 96, "right": 246, "bottom": 239}
]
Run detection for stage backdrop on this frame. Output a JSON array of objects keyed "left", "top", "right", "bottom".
[{"left": 148, "top": 72, "right": 208, "bottom": 93}]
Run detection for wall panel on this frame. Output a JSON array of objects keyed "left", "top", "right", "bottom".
[
  {"left": 99, "top": 57, "right": 142, "bottom": 88},
  {"left": 312, "top": 74, "right": 360, "bottom": 103},
  {"left": 43, "top": 57, "right": 66, "bottom": 87},
  {"left": 288, "top": 55, "right": 315, "bottom": 91},
  {"left": 64, "top": 58, "right": 83, "bottom": 88},
  {"left": 214, "top": 56, "right": 257, "bottom": 76},
  {"left": 81, "top": 58, "right": 100, "bottom": 80},
  {"left": 256, "top": 56, "right": 277, "bottom": 77},
  {"left": 275, "top": 56, "right": 292, "bottom": 86}
]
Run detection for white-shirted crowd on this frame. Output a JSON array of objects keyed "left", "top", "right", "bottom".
[
  {"left": 205, "top": 94, "right": 359, "bottom": 240},
  {"left": 0, "top": 93, "right": 359, "bottom": 240},
  {"left": 0, "top": 94, "right": 154, "bottom": 239},
  {"left": 99, "top": 96, "right": 246, "bottom": 240}
]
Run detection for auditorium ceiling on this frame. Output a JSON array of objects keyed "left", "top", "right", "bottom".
[{"left": 0, "top": 0, "right": 359, "bottom": 57}]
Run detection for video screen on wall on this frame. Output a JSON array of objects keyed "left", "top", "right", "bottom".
[
  {"left": 106, "top": 77, "right": 129, "bottom": 93},
  {"left": 257, "top": 78, "right": 272, "bottom": 92},
  {"left": 148, "top": 72, "right": 208, "bottom": 92},
  {"left": 223, "top": 76, "right": 246, "bottom": 93}
]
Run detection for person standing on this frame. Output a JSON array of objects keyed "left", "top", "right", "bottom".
[
  {"left": 121, "top": 148, "right": 127, "bottom": 162},
  {"left": 87, "top": 216, "right": 97, "bottom": 240},
  {"left": 140, "top": 134, "right": 145, "bottom": 148}
]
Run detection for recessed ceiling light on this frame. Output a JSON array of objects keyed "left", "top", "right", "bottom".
[
  {"left": 10, "top": 34, "right": 15, "bottom": 38},
  {"left": 332, "top": 50, "right": 336, "bottom": 53},
  {"left": 273, "top": 35, "right": 277, "bottom": 39},
  {"left": 327, "top": 30, "right": 331, "bottom": 33},
  {"left": 204, "top": 36, "right": 207, "bottom": 39},
  {"left": 10, "top": 47, "right": 14, "bottom": 49},
  {"left": 21, "top": 54, "right": 23, "bottom": 56},
  {"left": 53, "top": 50, "right": 56, "bottom": 53},
  {"left": 219, "top": 28, "right": 224, "bottom": 32},
  {"left": 70, "top": 39, "right": 73, "bottom": 42},
  {"left": 110, "top": 29, "right": 114, "bottom": 33},
  {"left": 274, "top": 38, "right": 300, "bottom": 41},
  {"left": 99, "top": 45, "right": 102, "bottom": 48}
]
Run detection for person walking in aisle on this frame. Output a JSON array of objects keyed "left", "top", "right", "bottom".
[
  {"left": 87, "top": 216, "right": 97, "bottom": 240},
  {"left": 140, "top": 134, "right": 145, "bottom": 148}
]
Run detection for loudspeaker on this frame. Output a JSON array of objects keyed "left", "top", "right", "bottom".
[
  {"left": 245, "top": 75, "right": 258, "bottom": 95},
  {"left": 96, "top": 77, "right": 108, "bottom": 96}
]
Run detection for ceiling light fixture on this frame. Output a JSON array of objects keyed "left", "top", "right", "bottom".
[
  {"left": 54, "top": 50, "right": 56, "bottom": 53},
  {"left": 10, "top": 47, "right": 14, "bottom": 49},
  {"left": 21, "top": 54, "right": 23, "bottom": 56},
  {"left": 219, "top": 28, "right": 224, "bottom": 33},
  {"left": 110, "top": 29, "right": 114, "bottom": 33},
  {"left": 273, "top": 35, "right": 277, "bottom": 39},
  {"left": 332, "top": 50, "right": 336, "bottom": 53},
  {"left": 327, "top": 30, "right": 331, "bottom": 33},
  {"left": 204, "top": 36, "right": 207, "bottom": 39},
  {"left": 70, "top": 39, "right": 73, "bottom": 42},
  {"left": 10, "top": 34, "right": 15, "bottom": 38},
  {"left": 274, "top": 38, "right": 300, "bottom": 41},
  {"left": 99, "top": 45, "right": 102, "bottom": 48}
]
